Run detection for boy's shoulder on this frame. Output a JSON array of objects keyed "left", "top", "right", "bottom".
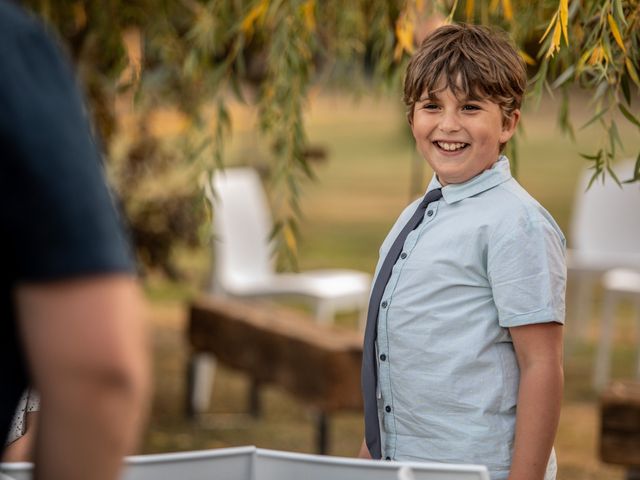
[{"left": 478, "top": 177, "right": 566, "bottom": 244}]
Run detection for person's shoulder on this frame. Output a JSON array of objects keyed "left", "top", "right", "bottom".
[
  {"left": 483, "top": 178, "right": 565, "bottom": 241},
  {"left": 0, "top": 2, "right": 44, "bottom": 43},
  {"left": 485, "top": 178, "right": 549, "bottom": 219}
]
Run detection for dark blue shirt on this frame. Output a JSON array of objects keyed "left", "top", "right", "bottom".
[{"left": 0, "top": 0, "right": 134, "bottom": 445}]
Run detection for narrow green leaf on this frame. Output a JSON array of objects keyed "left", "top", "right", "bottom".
[
  {"left": 614, "top": 0, "right": 627, "bottom": 26},
  {"left": 621, "top": 75, "right": 632, "bottom": 106},
  {"left": 551, "top": 65, "right": 575, "bottom": 89},
  {"left": 610, "top": 120, "right": 623, "bottom": 150},
  {"left": 580, "top": 106, "right": 609, "bottom": 130},
  {"left": 579, "top": 152, "right": 601, "bottom": 161},
  {"left": 593, "top": 80, "right": 610, "bottom": 103},
  {"left": 618, "top": 103, "right": 640, "bottom": 128},
  {"left": 586, "top": 169, "right": 601, "bottom": 190},
  {"left": 606, "top": 161, "right": 622, "bottom": 187},
  {"left": 623, "top": 151, "right": 640, "bottom": 183}
]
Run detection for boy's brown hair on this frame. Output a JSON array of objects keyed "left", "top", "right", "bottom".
[{"left": 403, "top": 23, "right": 527, "bottom": 126}]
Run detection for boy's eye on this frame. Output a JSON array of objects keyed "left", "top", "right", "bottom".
[
  {"left": 422, "top": 103, "right": 439, "bottom": 110},
  {"left": 462, "top": 104, "right": 481, "bottom": 111}
]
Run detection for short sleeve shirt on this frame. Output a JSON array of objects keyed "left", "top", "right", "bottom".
[
  {"left": 0, "top": 3, "right": 134, "bottom": 445},
  {"left": 374, "top": 157, "right": 566, "bottom": 479}
]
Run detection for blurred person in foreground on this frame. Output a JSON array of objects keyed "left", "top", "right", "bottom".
[
  {"left": 359, "top": 24, "right": 565, "bottom": 480},
  {"left": 0, "top": 1, "right": 150, "bottom": 478}
]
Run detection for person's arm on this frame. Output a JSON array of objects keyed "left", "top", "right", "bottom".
[
  {"left": 508, "top": 322, "right": 563, "bottom": 480},
  {"left": 2, "top": 411, "right": 39, "bottom": 463},
  {"left": 16, "top": 275, "right": 150, "bottom": 480},
  {"left": 358, "top": 439, "right": 372, "bottom": 459}
]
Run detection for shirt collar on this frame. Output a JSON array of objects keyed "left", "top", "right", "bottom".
[{"left": 426, "top": 156, "right": 512, "bottom": 204}]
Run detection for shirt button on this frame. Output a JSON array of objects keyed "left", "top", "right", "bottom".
[
  {"left": 381, "top": 301, "right": 388, "bottom": 308},
  {"left": 400, "top": 252, "right": 407, "bottom": 259},
  {"left": 385, "top": 405, "right": 391, "bottom": 412},
  {"left": 427, "top": 210, "right": 434, "bottom": 217},
  {"left": 380, "top": 353, "right": 387, "bottom": 361}
]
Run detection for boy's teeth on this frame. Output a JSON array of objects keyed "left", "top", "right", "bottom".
[{"left": 437, "top": 141, "right": 466, "bottom": 151}]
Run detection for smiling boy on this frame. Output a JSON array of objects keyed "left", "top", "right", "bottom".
[{"left": 360, "top": 24, "right": 566, "bottom": 480}]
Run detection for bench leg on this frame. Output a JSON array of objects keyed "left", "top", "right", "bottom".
[
  {"left": 594, "top": 292, "right": 617, "bottom": 391},
  {"left": 316, "top": 411, "right": 329, "bottom": 455},
  {"left": 627, "top": 468, "right": 640, "bottom": 480},
  {"left": 186, "top": 352, "right": 217, "bottom": 417},
  {"left": 248, "top": 379, "right": 262, "bottom": 418},
  {"left": 567, "top": 274, "right": 597, "bottom": 351}
]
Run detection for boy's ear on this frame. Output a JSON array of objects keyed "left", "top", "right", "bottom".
[{"left": 499, "top": 109, "right": 520, "bottom": 144}]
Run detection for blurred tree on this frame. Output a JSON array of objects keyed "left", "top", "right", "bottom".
[{"left": 23, "top": 0, "right": 640, "bottom": 273}]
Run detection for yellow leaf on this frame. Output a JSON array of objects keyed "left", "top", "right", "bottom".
[
  {"left": 489, "top": 0, "right": 499, "bottom": 13},
  {"left": 626, "top": 58, "right": 640, "bottom": 87},
  {"left": 607, "top": 14, "right": 626, "bottom": 53},
  {"left": 283, "top": 224, "right": 297, "bottom": 255},
  {"left": 502, "top": 0, "right": 513, "bottom": 21},
  {"left": 588, "top": 45, "right": 604, "bottom": 65},
  {"left": 545, "top": 21, "right": 562, "bottom": 58},
  {"left": 241, "top": 0, "right": 268, "bottom": 35},
  {"left": 73, "top": 2, "right": 86, "bottom": 29},
  {"left": 518, "top": 49, "right": 536, "bottom": 66},
  {"left": 539, "top": 11, "right": 558, "bottom": 43},
  {"left": 559, "top": 0, "right": 569, "bottom": 46},
  {"left": 394, "top": 14, "right": 415, "bottom": 60},
  {"left": 302, "top": 0, "right": 316, "bottom": 32},
  {"left": 466, "top": 0, "right": 475, "bottom": 21},
  {"left": 577, "top": 45, "right": 594, "bottom": 70}
]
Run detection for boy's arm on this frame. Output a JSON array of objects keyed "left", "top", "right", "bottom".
[
  {"left": 358, "top": 439, "right": 372, "bottom": 459},
  {"left": 508, "top": 322, "right": 563, "bottom": 480}
]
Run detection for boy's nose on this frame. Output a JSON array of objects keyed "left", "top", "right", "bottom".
[{"left": 438, "top": 111, "right": 462, "bottom": 132}]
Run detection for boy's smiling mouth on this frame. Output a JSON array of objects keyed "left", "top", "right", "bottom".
[{"left": 433, "top": 141, "right": 470, "bottom": 152}]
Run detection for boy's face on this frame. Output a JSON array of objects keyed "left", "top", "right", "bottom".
[{"left": 410, "top": 86, "right": 519, "bottom": 186}]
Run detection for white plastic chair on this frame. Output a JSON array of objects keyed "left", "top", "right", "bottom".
[
  {"left": 567, "top": 159, "right": 640, "bottom": 340},
  {"left": 593, "top": 268, "right": 640, "bottom": 390},
  {"left": 0, "top": 446, "right": 490, "bottom": 480},
  {"left": 254, "top": 448, "right": 490, "bottom": 480},
  {"left": 189, "top": 167, "right": 371, "bottom": 415},
  {"left": 208, "top": 167, "right": 371, "bottom": 324}
]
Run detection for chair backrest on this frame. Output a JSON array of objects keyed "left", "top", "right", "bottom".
[
  {"left": 210, "top": 168, "right": 275, "bottom": 292},
  {"left": 123, "top": 446, "right": 255, "bottom": 480},
  {"left": 0, "top": 463, "right": 31, "bottom": 480},
  {"left": 570, "top": 159, "right": 640, "bottom": 255},
  {"left": 254, "top": 449, "right": 490, "bottom": 480},
  {"left": 0, "top": 447, "right": 490, "bottom": 480}
]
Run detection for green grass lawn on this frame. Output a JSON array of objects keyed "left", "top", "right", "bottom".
[{"left": 143, "top": 90, "right": 640, "bottom": 479}]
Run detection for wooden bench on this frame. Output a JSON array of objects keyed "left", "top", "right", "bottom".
[
  {"left": 186, "top": 295, "right": 364, "bottom": 454},
  {"left": 600, "top": 380, "right": 640, "bottom": 479}
]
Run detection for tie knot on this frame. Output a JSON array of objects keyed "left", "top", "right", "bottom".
[{"left": 420, "top": 188, "right": 443, "bottom": 208}]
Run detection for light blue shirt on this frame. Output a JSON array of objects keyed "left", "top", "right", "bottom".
[{"left": 374, "top": 157, "right": 566, "bottom": 479}]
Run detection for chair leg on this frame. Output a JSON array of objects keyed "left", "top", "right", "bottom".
[
  {"left": 635, "top": 297, "right": 640, "bottom": 379},
  {"left": 358, "top": 307, "right": 368, "bottom": 331},
  {"left": 594, "top": 292, "right": 617, "bottom": 391},
  {"left": 314, "top": 301, "right": 335, "bottom": 325},
  {"left": 248, "top": 379, "right": 262, "bottom": 418},
  {"left": 315, "top": 411, "right": 329, "bottom": 455},
  {"left": 187, "top": 352, "right": 217, "bottom": 417},
  {"left": 572, "top": 275, "right": 596, "bottom": 340}
]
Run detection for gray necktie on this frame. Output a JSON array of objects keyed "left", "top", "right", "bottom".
[{"left": 361, "top": 187, "right": 443, "bottom": 459}]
